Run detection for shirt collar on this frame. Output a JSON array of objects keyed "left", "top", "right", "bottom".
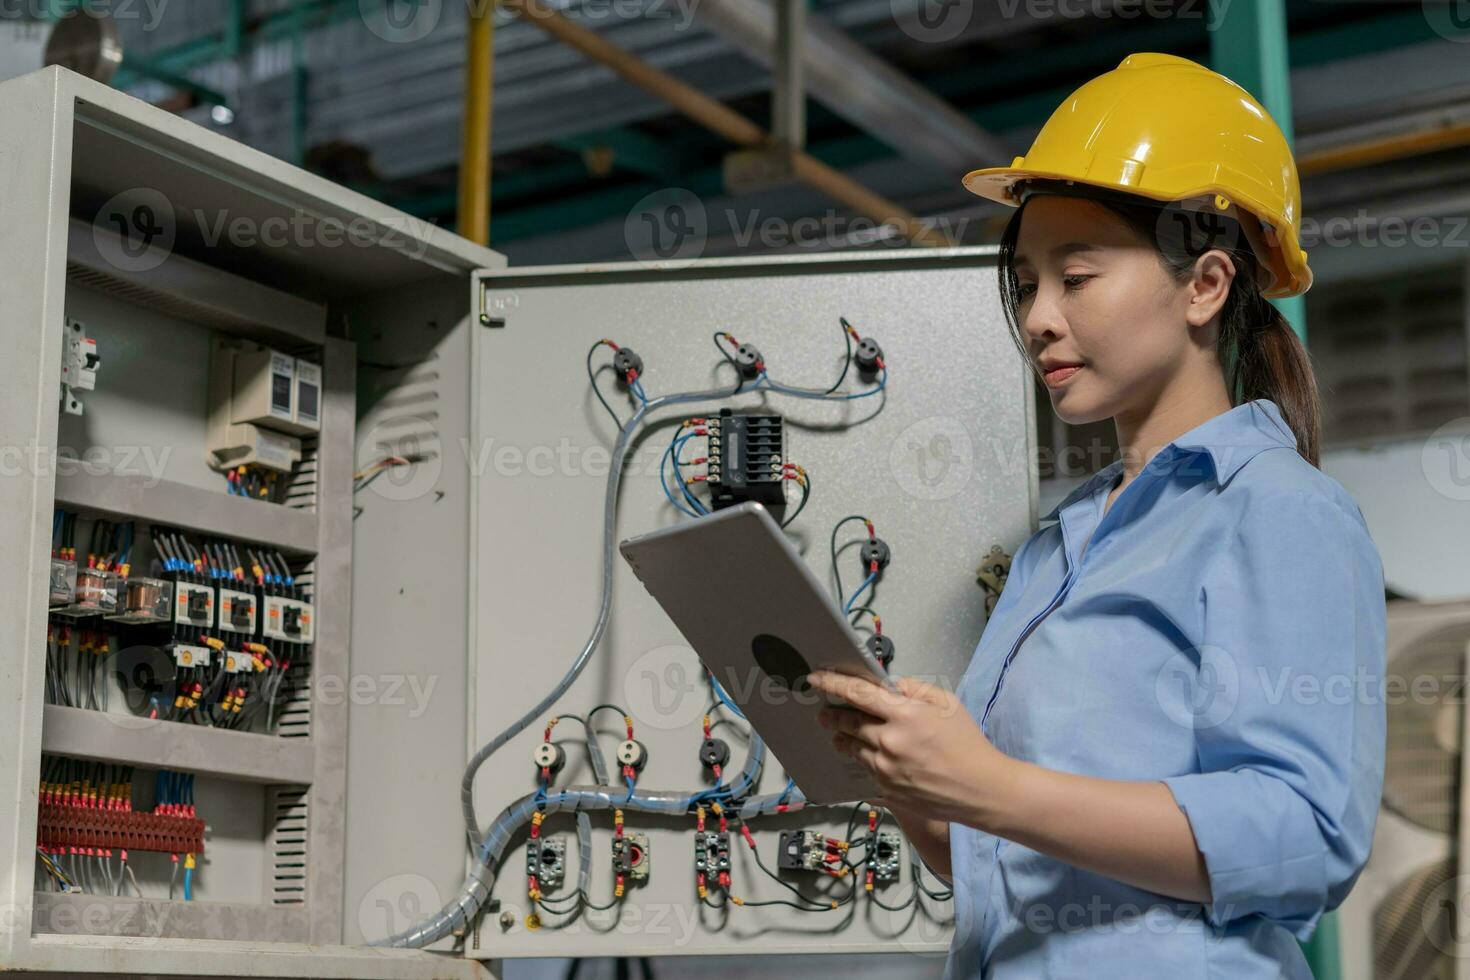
[{"left": 1040, "top": 399, "right": 1297, "bottom": 522}]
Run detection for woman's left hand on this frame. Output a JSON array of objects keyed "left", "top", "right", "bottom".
[{"left": 807, "top": 669, "right": 1017, "bottom": 826}]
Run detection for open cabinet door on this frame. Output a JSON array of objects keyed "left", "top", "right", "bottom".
[
  {"left": 0, "top": 66, "right": 497, "bottom": 979},
  {"left": 457, "top": 251, "right": 1036, "bottom": 964}
]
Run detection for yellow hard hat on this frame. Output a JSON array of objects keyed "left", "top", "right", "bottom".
[{"left": 963, "top": 52, "right": 1311, "bottom": 298}]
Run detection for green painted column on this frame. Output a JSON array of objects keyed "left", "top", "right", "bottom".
[
  {"left": 291, "top": 0, "right": 309, "bottom": 166},
  {"left": 1211, "top": 3, "right": 1336, "bottom": 977},
  {"left": 1208, "top": 0, "right": 1307, "bottom": 344}
]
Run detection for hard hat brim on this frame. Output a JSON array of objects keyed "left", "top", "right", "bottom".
[{"left": 960, "top": 165, "right": 1312, "bottom": 298}]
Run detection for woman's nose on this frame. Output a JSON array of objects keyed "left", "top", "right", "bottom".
[{"left": 1022, "top": 284, "right": 1066, "bottom": 344}]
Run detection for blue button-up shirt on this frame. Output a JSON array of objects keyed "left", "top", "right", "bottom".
[{"left": 945, "top": 398, "right": 1387, "bottom": 979}]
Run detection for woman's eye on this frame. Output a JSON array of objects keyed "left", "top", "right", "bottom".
[
  {"left": 1017, "top": 282, "right": 1037, "bottom": 299},
  {"left": 1063, "top": 274, "right": 1091, "bottom": 288}
]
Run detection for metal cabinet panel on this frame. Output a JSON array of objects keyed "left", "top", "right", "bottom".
[{"left": 466, "top": 250, "right": 1035, "bottom": 959}]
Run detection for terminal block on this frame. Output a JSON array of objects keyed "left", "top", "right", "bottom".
[
  {"left": 778, "top": 830, "right": 830, "bottom": 872},
  {"left": 613, "top": 831, "right": 649, "bottom": 883},
  {"left": 527, "top": 837, "right": 566, "bottom": 890},
  {"left": 37, "top": 804, "right": 204, "bottom": 855},
  {"left": 869, "top": 831, "right": 902, "bottom": 884},
  {"left": 707, "top": 409, "right": 785, "bottom": 511},
  {"left": 694, "top": 831, "right": 730, "bottom": 886}
]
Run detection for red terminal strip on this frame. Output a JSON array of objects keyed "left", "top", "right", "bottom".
[{"left": 38, "top": 804, "right": 204, "bottom": 855}]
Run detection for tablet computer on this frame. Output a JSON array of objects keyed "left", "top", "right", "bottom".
[{"left": 618, "top": 501, "right": 898, "bottom": 804}]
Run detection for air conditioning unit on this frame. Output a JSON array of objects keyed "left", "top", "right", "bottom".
[{"left": 1339, "top": 598, "right": 1470, "bottom": 980}]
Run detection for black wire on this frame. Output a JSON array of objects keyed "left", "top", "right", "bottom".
[
  {"left": 827, "top": 318, "right": 856, "bottom": 394},
  {"left": 847, "top": 605, "right": 879, "bottom": 631},
  {"left": 868, "top": 886, "right": 919, "bottom": 912},
  {"left": 587, "top": 340, "right": 624, "bottom": 429},
  {"left": 779, "top": 472, "right": 811, "bottom": 529},
  {"left": 586, "top": 704, "right": 630, "bottom": 730},
  {"left": 829, "top": 515, "right": 870, "bottom": 605},
  {"left": 913, "top": 854, "right": 955, "bottom": 900},
  {"left": 354, "top": 468, "right": 390, "bottom": 496},
  {"left": 740, "top": 821, "right": 851, "bottom": 910}
]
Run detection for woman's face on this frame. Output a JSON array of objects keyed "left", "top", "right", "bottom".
[{"left": 1012, "top": 195, "right": 1197, "bottom": 426}]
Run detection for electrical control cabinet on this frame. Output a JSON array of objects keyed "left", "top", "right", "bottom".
[
  {"left": 1, "top": 68, "right": 1037, "bottom": 979},
  {"left": 460, "top": 256, "right": 1035, "bottom": 961}
]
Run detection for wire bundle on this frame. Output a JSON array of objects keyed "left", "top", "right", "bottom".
[{"left": 378, "top": 320, "right": 922, "bottom": 947}]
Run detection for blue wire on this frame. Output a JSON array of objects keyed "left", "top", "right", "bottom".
[
  {"left": 631, "top": 378, "right": 650, "bottom": 405},
  {"left": 624, "top": 775, "right": 636, "bottom": 803},
  {"left": 669, "top": 431, "right": 708, "bottom": 515},
  {"left": 660, "top": 431, "right": 708, "bottom": 518},
  {"left": 844, "top": 570, "right": 877, "bottom": 614},
  {"left": 707, "top": 671, "right": 745, "bottom": 719},
  {"left": 659, "top": 440, "right": 702, "bottom": 519},
  {"left": 183, "top": 866, "right": 192, "bottom": 901}
]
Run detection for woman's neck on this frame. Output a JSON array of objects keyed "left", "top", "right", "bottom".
[{"left": 1112, "top": 379, "right": 1234, "bottom": 486}]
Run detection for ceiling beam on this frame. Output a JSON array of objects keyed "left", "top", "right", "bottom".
[{"left": 694, "top": 0, "right": 1011, "bottom": 178}]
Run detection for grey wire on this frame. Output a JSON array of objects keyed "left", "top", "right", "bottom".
[
  {"left": 401, "top": 368, "right": 886, "bottom": 948},
  {"left": 377, "top": 735, "right": 776, "bottom": 948},
  {"left": 576, "top": 810, "right": 593, "bottom": 898},
  {"left": 460, "top": 381, "right": 748, "bottom": 854}
]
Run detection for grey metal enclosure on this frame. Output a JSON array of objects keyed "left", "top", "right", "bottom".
[{"left": 0, "top": 66, "right": 1036, "bottom": 978}]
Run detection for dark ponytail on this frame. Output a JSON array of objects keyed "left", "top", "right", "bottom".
[
  {"left": 1226, "top": 285, "right": 1321, "bottom": 466},
  {"left": 996, "top": 182, "right": 1323, "bottom": 467}
]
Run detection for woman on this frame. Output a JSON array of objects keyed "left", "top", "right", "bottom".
[{"left": 807, "top": 53, "right": 1387, "bottom": 978}]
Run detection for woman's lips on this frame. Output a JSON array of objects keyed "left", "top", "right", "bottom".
[{"left": 1044, "top": 365, "right": 1083, "bottom": 388}]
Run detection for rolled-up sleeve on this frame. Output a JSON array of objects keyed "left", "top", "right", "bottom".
[{"left": 1160, "top": 489, "right": 1387, "bottom": 939}]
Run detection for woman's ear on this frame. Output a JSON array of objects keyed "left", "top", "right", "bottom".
[{"left": 1184, "top": 248, "right": 1236, "bottom": 329}]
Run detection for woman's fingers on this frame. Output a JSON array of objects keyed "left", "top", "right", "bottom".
[
  {"left": 820, "top": 706, "right": 883, "bottom": 748},
  {"left": 807, "top": 670, "right": 904, "bottom": 719}
]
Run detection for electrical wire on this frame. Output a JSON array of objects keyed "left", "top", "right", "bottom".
[
  {"left": 586, "top": 340, "right": 625, "bottom": 428},
  {"left": 393, "top": 328, "right": 894, "bottom": 948},
  {"left": 844, "top": 571, "right": 878, "bottom": 615},
  {"left": 828, "top": 515, "right": 870, "bottom": 605},
  {"left": 779, "top": 468, "right": 811, "bottom": 529}
]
